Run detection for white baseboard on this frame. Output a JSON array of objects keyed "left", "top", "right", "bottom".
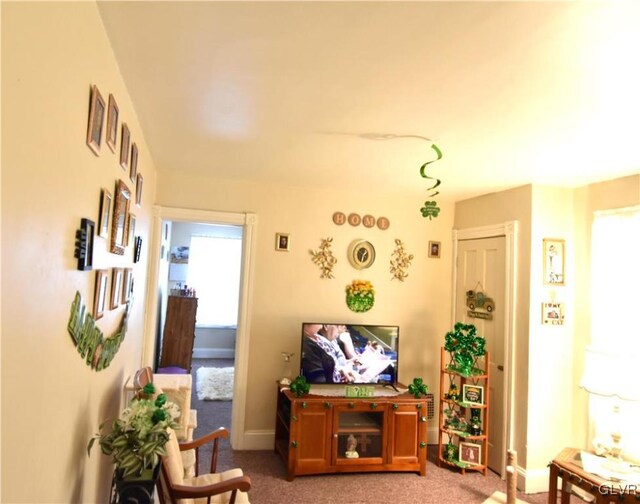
[
  {"left": 517, "top": 465, "right": 549, "bottom": 494},
  {"left": 193, "top": 348, "right": 235, "bottom": 359},
  {"left": 234, "top": 429, "right": 274, "bottom": 450}
]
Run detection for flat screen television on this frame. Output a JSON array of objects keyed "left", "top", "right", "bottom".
[{"left": 300, "top": 323, "right": 399, "bottom": 385}]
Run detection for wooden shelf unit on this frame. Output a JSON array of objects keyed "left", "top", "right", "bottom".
[
  {"left": 275, "top": 384, "right": 429, "bottom": 480},
  {"left": 159, "top": 295, "right": 198, "bottom": 372},
  {"left": 437, "top": 347, "right": 490, "bottom": 476}
]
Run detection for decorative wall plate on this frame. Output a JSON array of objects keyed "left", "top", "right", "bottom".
[{"left": 348, "top": 239, "right": 375, "bottom": 270}]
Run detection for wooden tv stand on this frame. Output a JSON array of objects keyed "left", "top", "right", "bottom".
[{"left": 274, "top": 385, "right": 429, "bottom": 480}]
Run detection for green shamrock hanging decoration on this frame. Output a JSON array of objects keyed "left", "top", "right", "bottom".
[
  {"left": 444, "top": 322, "right": 485, "bottom": 376},
  {"left": 420, "top": 201, "right": 441, "bottom": 219},
  {"left": 419, "top": 144, "right": 443, "bottom": 219},
  {"left": 408, "top": 377, "right": 429, "bottom": 398}
]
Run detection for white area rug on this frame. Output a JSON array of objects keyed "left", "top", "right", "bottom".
[{"left": 196, "top": 367, "right": 234, "bottom": 401}]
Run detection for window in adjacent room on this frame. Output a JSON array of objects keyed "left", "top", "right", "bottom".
[
  {"left": 589, "top": 205, "right": 640, "bottom": 462},
  {"left": 186, "top": 234, "right": 242, "bottom": 327}
]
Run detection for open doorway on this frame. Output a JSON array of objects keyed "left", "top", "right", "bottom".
[
  {"left": 144, "top": 207, "right": 257, "bottom": 449},
  {"left": 156, "top": 221, "right": 242, "bottom": 431}
]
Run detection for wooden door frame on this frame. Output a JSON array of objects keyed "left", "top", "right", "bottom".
[
  {"left": 451, "top": 221, "right": 517, "bottom": 478},
  {"left": 143, "top": 206, "right": 257, "bottom": 449}
]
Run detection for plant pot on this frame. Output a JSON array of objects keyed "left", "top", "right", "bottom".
[{"left": 112, "top": 463, "right": 160, "bottom": 504}]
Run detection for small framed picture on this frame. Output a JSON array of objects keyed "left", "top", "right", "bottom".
[
  {"left": 98, "top": 188, "right": 112, "bottom": 239},
  {"left": 86, "top": 85, "right": 106, "bottom": 156},
  {"left": 428, "top": 240, "right": 441, "bottom": 258},
  {"left": 122, "top": 268, "right": 133, "bottom": 304},
  {"left": 275, "top": 233, "right": 290, "bottom": 251},
  {"left": 106, "top": 94, "right": 119, "bottom": 153},
  {"left": 459, "top": 442, "right": 482, "bottom": 466},
  {"left": 93, "top": 270, "right": 108, "bottom": 320},
  {"left": 462, "top": 384, "right": 484, "bottom": 405},
  {"left": 110, "top": 268, "right": 123, "bottom": 309},
  {"left": 130, "top": 143, "right": 138, "bottom": 182},
  {"left": 543, "top": 238, "right": 565, "bottom": 285},
  {"left": 136, "top": 173, "right": 143, "bottom": 206},
  {"left": 127, "top": 213, "right": 136, "bottom": 246},
  {"left": 120, "top": 123, "right": 130, "bottom": 171},
  {"left": 542, "top": 302, "right": 565, "bottom": 326}
]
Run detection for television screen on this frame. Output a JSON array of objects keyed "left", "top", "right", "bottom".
[{"left": 300, "top": 323, "right": 399, "bottom": 385}]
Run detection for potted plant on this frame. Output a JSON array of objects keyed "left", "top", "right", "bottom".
[{"left": 87, "top": 383, "right": 180, "bottom": 501}]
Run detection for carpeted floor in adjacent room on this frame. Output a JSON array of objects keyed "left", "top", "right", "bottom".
[{"left": 189, "top": 359, "right": 585, "bottom": 504}]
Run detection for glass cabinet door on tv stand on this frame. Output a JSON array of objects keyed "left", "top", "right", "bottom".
[{"left": 333, "top": 405, "right": 384, "bottom": 465}]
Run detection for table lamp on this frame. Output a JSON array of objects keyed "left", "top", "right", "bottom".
[{"left": 580, "top": 345, "right": 640, "bottom": 471}]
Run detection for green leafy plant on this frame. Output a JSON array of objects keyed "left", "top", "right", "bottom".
[
  {"left": 87, "top": 383, "right": 180, "bottom": 478},
  {"left": 289, "top": 375, "right": 310, "bottom": 397},
  {"left": 408, "top": 377, "right": 429, "bottom": 398}
]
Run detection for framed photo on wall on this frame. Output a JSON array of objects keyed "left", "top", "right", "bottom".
[
  {"left": 459, "top": 442, "right": 482, "bottom": 466},
  {"left": 120, "top": 123, "right": 130, "bottom": 171},
  {"left": 122, "top": 268, "right": 133, "bottom": 304},
  {"left": 275, "top": 233, "right": 290, "bottom": 251},
  {"left": 98, "top": 188, "right": 112, "bottom": 239},
  {"left": 136, "top": 173, "right": 143, "bottom": 206},
  {"left": 106, "top": 94, "right": 119, "bottom": 153},
  {"left": 110, "top": 268, "right": 123, "bottom": 309},
  {"left": 86, "top": 85, "right": 105, "bottom": 156},
  {"left": 543, "top": 238, "right": 565, "bottom": 285},
  {"left": 130, "top": 143, "right": 138, "bottom": 182},
  {"left": 428, "top": 240, "right": 441, "bottom": 258},
  {"left": 93, "top": 270, "right": 108, "bottom": 320}
]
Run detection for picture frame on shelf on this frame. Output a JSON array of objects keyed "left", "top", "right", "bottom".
[
  {"left": 98, "top": 188, "right": 112, "bottom": 239},
  {"left": 130, "top": 143, "right": 138, "bottom": 182},
  {"left": 428, "top": 240, "right": 441, "bottom": 258},
  {"left": 110, "top": 179, "right": 131, "bottom": 255},
  {"left": 110, "top": 268, "right": 123, "bottom": 309},
  {"left": 462, "top": 384, "right": 484, "bottom": 406},
  {"left": 543, "top": 238, "right": 565, "bottom": 286},
  {"left": 136, "top": 173, "right": 143, "bottom": 206},
  {"left": 275, "top": 233, "right": 290, "bottom": 251},
  {"left": 119, "top": 123, "right": 130, "bottom": 171},
  {"left": 459, "top": 442, "right": 482, "bottom": 466},
  {"left": 93, "top": 270, "right": 108, "bottom": 320},
  {"left": 86, "top": 85, "right": 105, "bottom": 156},
  {"left": 106, "top": 94, "right": 119, "bottom": 153}
]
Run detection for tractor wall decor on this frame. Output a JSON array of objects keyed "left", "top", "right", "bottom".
[{"left": 466, "top": 289, "right": 495, "bottom": 320}]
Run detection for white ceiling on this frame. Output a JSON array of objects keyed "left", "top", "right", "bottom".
[{"left": 98, "top": 1, "right": 640, "bottom": 201}]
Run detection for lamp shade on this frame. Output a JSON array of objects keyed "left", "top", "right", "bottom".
[{"left": 580, "top": 346, "right": 640, "bottom": 402}]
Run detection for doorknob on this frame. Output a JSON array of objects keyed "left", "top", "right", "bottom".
[{"left": 497, "top": 365, "right": 504, "bottom": 371}]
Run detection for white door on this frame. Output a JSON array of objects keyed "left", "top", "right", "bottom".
[{"left": 455, "top": 236, "right": 506, "bottom": 476}]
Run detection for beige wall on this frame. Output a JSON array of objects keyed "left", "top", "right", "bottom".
[
  {"left": 454, "top": 184, "right": 533, "bottom": 469},
  {"left": 156, "top": 170, "right": 456, "bottom": 436},
  {"left": 454, "top": 177, "right": 639, "bottom": 492},
  {"left": 2, "top": 3, "right": 156, "bottom": 502}
]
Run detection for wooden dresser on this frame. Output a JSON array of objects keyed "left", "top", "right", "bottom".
[{"left": 159, "top": 295, "right": 198, "bottom": 372}]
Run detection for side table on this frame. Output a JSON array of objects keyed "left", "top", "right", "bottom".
[{"left": 548, "top": 447, "right": 640, "bottom": 503}]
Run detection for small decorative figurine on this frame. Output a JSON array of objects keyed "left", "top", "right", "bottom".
[
  {"left": 345, "top": 434, "right": 359, "bottom": 458},
  {"left": 445, "top": 383, "right": 459, "bottom": 401},
  {"left": 469, "top": 408, "right": 482, "bottom": 436}
]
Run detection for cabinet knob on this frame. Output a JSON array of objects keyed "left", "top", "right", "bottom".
[
  {"left": 324, "top": 402, "right": 332, "bottom": 409},
  {"left": 333, "top": 434, "right": 338, "bottom": 439},
  {"left": 370, "top": 403, "right": 378, "bottom": 409}
]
